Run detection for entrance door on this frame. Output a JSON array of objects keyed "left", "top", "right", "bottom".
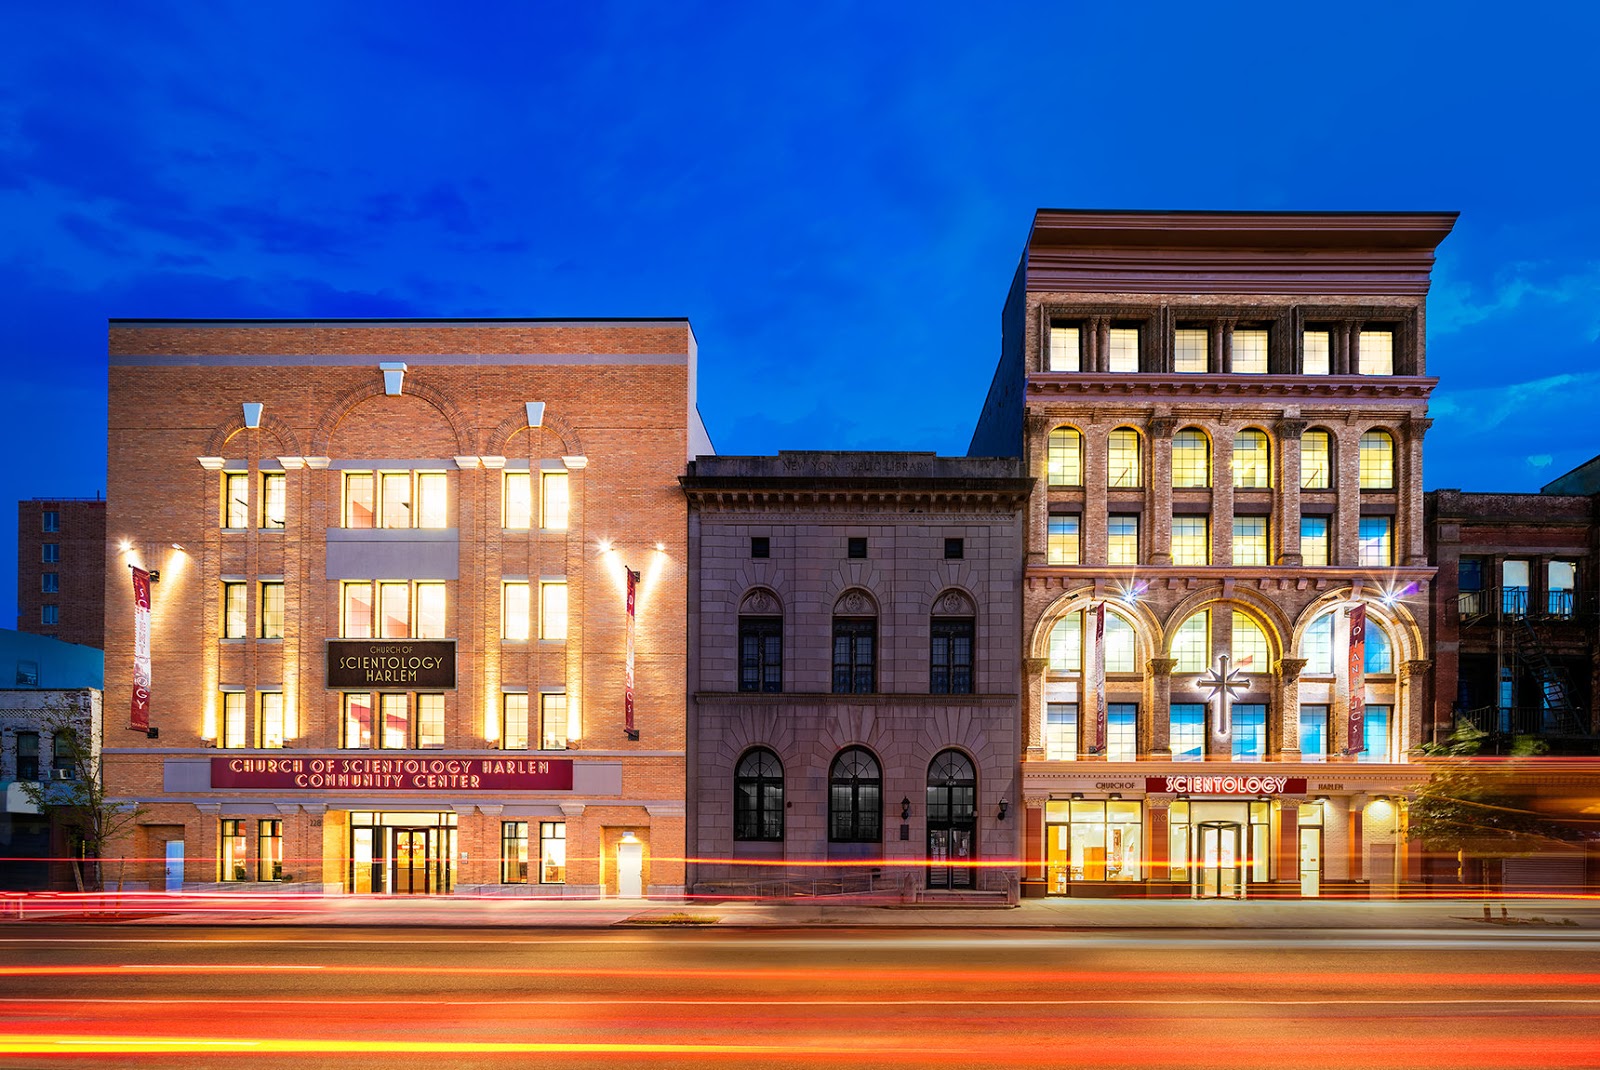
[
  {"left": 163, "top": 841, "right": 185, "bottom": 893},
  {"left": 1196, "top": 821, "right": 1244, "bottom": 899},
  {"left": 392, "top": 829, "right": 430, "bottom": 895},
  {"left": 617, "top": 839, "right": 643, "bottom": 899},
  {"left": 1299, "top": 827, "right": 1323, "bottom": 898},
  {"left": 926, "top": 750, "right": 977, "bottom": 890}
]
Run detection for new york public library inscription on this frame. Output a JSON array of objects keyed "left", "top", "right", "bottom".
[
  {"left": 326, "top": 640, "right": 457, "bottom": 689},
  {"left": 212, "top": 755, "right": 575, "bottom": 791}
]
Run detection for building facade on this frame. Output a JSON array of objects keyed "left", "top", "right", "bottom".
[
  {"left": 18, "top": 498, "right": 106, "bottom": 649},
  {"left": 970, "top": 211, "right": 1456, "bottom": 897},
  {"left": 682, "top": 453, "right": 1030, "bottom": 899},
  {"left": 104, "top": 319, "right": 708, "bottom": 895}
]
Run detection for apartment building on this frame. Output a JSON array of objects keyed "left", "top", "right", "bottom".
[{"left": 18, "top": 498, "right": 106, "bottom": 649}]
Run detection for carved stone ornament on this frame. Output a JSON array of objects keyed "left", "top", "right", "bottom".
[
  {"left": 837, "top": 590, "right": 871, "bottom": 615},
  {"left": 938, "top": 591, "right": 974, "bottom": 615},
  {"left": 742, "top": 590, "right": 777, "bottom": 614}
]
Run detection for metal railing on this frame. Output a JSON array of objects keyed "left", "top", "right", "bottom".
[
  {"left": 1458, "top": 587, "right": 1582, "bottom": 622},
  {"left": 1456, "top": 705, "right": 1593, "bottom": 739},
  {"left": 695, "top": 871, "right": 890, "bottom": 900}
]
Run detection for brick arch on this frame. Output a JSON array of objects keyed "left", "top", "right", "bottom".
[
  {"left": 1160, "top": 586, "right": 1292, "bottom": 664},
  {"left": 1027, "top": 587, "right": 1161, "bottom": 663},
  {"left": 1290, "top": 587, "right": 1424, "bottom": 668},
  {"left": 487, "top": 408, "right": 584, "bottom": 459},
  {"left": 204, "top": 415, "right": 303, "bottom": 459},
  {"left": 308, "top": 372, "right": 473, "bottom": 457}
]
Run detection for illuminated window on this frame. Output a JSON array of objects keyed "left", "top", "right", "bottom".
[
  {"left": 259, "top": 582, "right": 284, "bottom": 639},
  {"left": 342, "top": 582, "right": 374, "bottom": 638},
  {"left": 415, "top": 582, "right": 446, "bottom": 638},
  {"left": 739, "top": 615, "right": 782, "bottom": 693},
  {"left": 1173, "top": 612, "right": 1208, "bottom": 673},
  {"left": 258, "top": 692, "right": 284, "bottom": 749},
  {"left": 1302, "top": 330, "right": 1331, "bottom": 375},
  {"left": 1231, "top": 704, "right": 1266, "bottom": 761},
  {"left": 1549, "top": 561, "right": 1577, "bottom": 617},
  {"left": 1049, "top": 614, "right": 1082, "bottom": 673},
  {"left": 734, "top": 748, "right": 784, "bottom": 840},
  {"left": 258, "top": 819, "right": 283, "bottom": 881},
  {"left": 1107, "top": 327, "right": 1140, "bottom": 372},
  {"left": 501, "top": 693, "right": 530, "bottom": 750},
  {"left": 1301, "top": 515, "right": 1330, "bottom": 567},
  {"left": 1359, "top": 431, "right": 1394, "bottom": 489},
  {"left": 222, "top": 582, "right": 247, "bottom": 639},
  {"left": 1232, "top": 329, "right": 1269, "bottom": 374},
  {"left": 1231, "top": 614, "right": 1269, "bottom": 672},
  {"left": 503, "top": 472, "right": 533, "bottom": 529},
  {"left": 378, "top": 581, "right": 410, "bottom": 638},
  {"left": 345, "top": 471, "right": 448, "bottom": 529},
  {"left": 1171, "top": 703, "right": 1205, "bottom": 761},
  {"left": 502, "top": 582, "right": 530, "bottom": 641},
  {"left": 829, "top": 748, "right": 882, "bottom": 843},
  {"left": 1172, "top": 515, "right": 1209, "bottom": 566},
  {"left": 416, "top": 472, "right": 447, "bottom": 528},
  {"left": 220, "top": 819, "right": 248, "bottom": 882},
  {"left": 1048, "top": 324, "right": 1081, "bottom": 372},
  {"left": 380, "top": 472, "right": 411, "bottom": 528},
  {"left": 1358, "top": 330, "right": 1394, "bottom": 375},
  {"left": 1104, "top": 612, "right": 1136, "bottom": 674},
  {"left": 220, "top": 691, "right": 247, "bottom": 748},
  {"left": 417, "top": 694, "right": 444, "bottom": 749},
  {"left": 541, "top": 471, "right": 570, "bottom": 530},
  {"left": 1047, "top": 514, "right": 1080, "bottom": 565},
  {"left": 1300, "top": 613, "right": 1334, "bottom": 675},
  {"left": 1358, "top": 516, "right": 1392, "bottom": 566},
  {"left": 1107, "top": 704, "right": 1137, "bottom": 761},
  {"left": 1359, "top": 705, "right": 1393, "bottom": 762},
  {"left": 1301, "top": 430, "right": 1332, "bottom": 489},
  {"left": 223, "top": 472, "right": 249, "bottom": 528},
  {"left": 1364, "top": 622, "right": 1394, "bottom": 675},
  {"left": 1108, "top": 429, "right": 1141, "bottom": 488},
  {"left": 344, "top": 473, "right": 375, "bottom": 527},
  {"left": 540, "top": 822, "right": 566, "bottom": 884},
  {"left": 342, "top": 693, "right": 373, "bottom": 749},
  {"left": 379, "top": 693, "right": 409, "bottom": 749},
  {"left": 1233, "top": 429, "right": 1270, "bottom": 488},
  {"left": 930, "top": 617, "right": 974, "bottom": 695},
  {"left": 261, "top": 472, "right": 286, "bottom": 529},
  {"left": 501, "top": 821, "right": 529, "bottom": 883},
  {"left": 1045, "top": 703, "right": 1078, "bottom": 760},
  {"left": 540, "top": 693, "right": 569, "bottom": 750},
  {"left": 1107, "top": 514, "right": 1139, "bottom": 565},
  {"left": 832, "top": 616, "right": 876, "bottom": 693},
  {"left": 1048, "top": 427, "right": 1082, "bottom": 486},
  {"left": 1172, "top": 429, "right": 1209, "bottom": 487},
  {"left": 1175, "top": 328, "right": 1209, "bottom": 373},
  {"left": 1300, "top": 705, "right": 1328, "bottom": 760},
  {"left": 1048, "top": 798, "right": 1143, "bottom": 882},
  {"left": 539, "top": 580, "right": 568, "bottom": 640},
  {"left": 1233, "top": 515, "right": 1269, "bottom": 566}
]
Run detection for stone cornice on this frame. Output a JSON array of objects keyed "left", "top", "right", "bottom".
[
  {"left": 1027, "top": 373, "right": 1436, "bottom": 403},
  {"left": 680, "top": 478, "right": 1035, "bottom": 513}
]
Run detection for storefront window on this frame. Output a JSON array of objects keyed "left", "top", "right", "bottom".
[
  {"left": 221, "top": 819, "right": 248, "bottom": 882},
  {"left": 540, "top": 822, "right": 566, "bottom": 884},
  {"left": 1168, "top": 801, "right": 1189, "bottom": 880},
  {"left": 1045, "top": 799, "right": 1143, "bottom": 888},
  {"left": 258, "top": 819, "right": 283, "bottom": 881},
  {"left": 502, "top": 821, "right": 529, "bottom": 883},
  {"left": 1250, "top": 801, "right": 1271, "bottom": 882}
]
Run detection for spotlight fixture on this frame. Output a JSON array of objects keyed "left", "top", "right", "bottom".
[{"left": 1071, "top": 792, "right": 1083, "bottom": 800}]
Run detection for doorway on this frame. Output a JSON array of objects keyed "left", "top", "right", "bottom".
[
  {"left": 926, "top": 750, "right": 976, "bottom": 890},
  {"left": 393, "top": 829, "right": 431, "bottom": 895},
  {"left": 348, "top": 812, "right": 457, "bottom": 894},
  {"left": 163, "top": 841, "right": 185, "bottom": 893},
  {"left": 1299, "top": 827, "right": 1323, "bottom": 898},
  {"left": 1196, "top": 820, "right": 1244, "bottom": 899}
]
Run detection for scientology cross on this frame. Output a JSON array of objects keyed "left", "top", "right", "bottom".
[{"left": 1197, "top": 653, "right": 1248, "bottom": 739}]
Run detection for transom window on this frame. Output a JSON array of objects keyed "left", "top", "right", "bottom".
[
  {"left": 1048, "top": 323, "right": 1081, "bottom": 372},
  {"left": 1047, "top": 427, "right": 1082, "bottom": 486},
  {"left": 1107, "top": 327, "right": 1140, "bottom": 373},
  {"left": 1232, "top": 430, "right": 1270, "bottom": 488},
  {"left": 1172, "top": 429, "right": 1210, "bottom": 488},
  {"left": 1301, "top": 430, "right": 1332, "bottom": 489},
  {"left": 343, "top": 581, "right": 446, "bottom": 639},
  {"left": 1172, "top": 515, "right": 1209, "bottom": 566},
  {"left": 1359, "top": 431, "right": 1394, "bottom": 489},
  {"left": 735, "top": 748, "right": 784, "bottom": 841},
  {"left": 344, "top": 470, "right": 448, "bottom": 529},
  {"left": 1174, "top": 328, "right": 1209, "bottom": 373},
  {"left": 1108, "top": 429, "right": 1142, "bottom": 488},
  {"left": 1358, "top": 330, "right": 1395, "bottom": 375},
  {"left": 1232, "top": 329, "right": 1269, "bottom": 374},
  {"left": 829, "top": 748, "right": 882, "bottom": 843}
]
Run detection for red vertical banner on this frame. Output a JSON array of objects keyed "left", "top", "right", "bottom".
[
  {"left": 1347, "top": 603, "right": 1366, "bottom": 755},
  {"left": 130, "top": 565, "right": 151, "bottom": 732},
  {"left": 1091, "top": 602, "right": 1107, "bottom": 754},
  {"left": 624, "top": 567, "right": 638, "bottom": 736}
]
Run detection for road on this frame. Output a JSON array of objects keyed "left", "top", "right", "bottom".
[{"left": 2, "top": 924, "right": 1598, "bottom": 1068}]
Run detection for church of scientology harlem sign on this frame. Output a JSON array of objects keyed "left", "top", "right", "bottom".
[{"left": 326, "top": 639, "right": 457, "bottom": 689}]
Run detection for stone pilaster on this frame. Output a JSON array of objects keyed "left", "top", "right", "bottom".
[
  {"left": 1024, "top": 656, "right": 1048, "bottom": 761},
  {"left": 1274, "top": 656, "right": 1308, "bottom": 760},
  {"left": 1275, "top": 418, "right": 1306, "bottom": 565},
  {"left": 1401, "top": 659, "right": 1432, "bottom": 752},
  {"left": 1026, "top": 415, "right": 1052, "bottom": 568},
  {"left": 1146, "top": 656, "right": 1177, "bottom": 757},
  {"left": 1147, "top": 415, "right": 1175, "bottom": 565},
  {"left": 1212, "top": 432, "right": 1234, "bottom": 566}
]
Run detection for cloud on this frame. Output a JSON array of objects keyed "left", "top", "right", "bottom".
[
  {"left": 1526, "top": 454, "right": 1553, "bottom": 469},
  {"left": 1431, "top": 261, "right": 1600, "bottom": 336}
]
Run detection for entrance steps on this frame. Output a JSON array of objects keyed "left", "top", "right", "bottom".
[{"left": 911, "top": 889, "right": 1015, "bottom": 908}]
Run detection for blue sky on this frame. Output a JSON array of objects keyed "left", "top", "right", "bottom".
[{"left": 3, "top": 1, "right": 1598, "bottom": 628}]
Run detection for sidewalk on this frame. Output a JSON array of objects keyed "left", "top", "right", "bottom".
[{"left": 6, "top": 892, "right": 1600, "bottom": 931}]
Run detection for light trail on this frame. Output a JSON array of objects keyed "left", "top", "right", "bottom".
[{"left": 5, "top": 996, "right": 1600, "bottom": 1007}]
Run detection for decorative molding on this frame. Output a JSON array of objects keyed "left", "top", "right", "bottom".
[
  {"left": 304, "top": 456, "right": 331, "bottom": 470},
  {"left": 562, "top": 455, "right": 589, "bottom": 470},
  {"left": 276, "top": 456, "right": 305, "bottom": 470},
  {"left": 197, "top": 456, "right": 226, "bottom": 470},
  {"left": 453, "top": 456, "right": 483, "bottom": 470},
  {"left": 479, "top": 455, "right": 507, "bottom": 470}
]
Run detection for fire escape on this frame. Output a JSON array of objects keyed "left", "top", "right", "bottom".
[{"left": 1456, "top": 584, "right": 1593, "bottom": 744}]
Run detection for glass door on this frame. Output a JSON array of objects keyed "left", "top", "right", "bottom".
[
  {"left": 1196, "top": 821, "right": 1244, "bottom": 899},
  {"left": 926, "top": 751, "right": 976, "bottom": 890},
  {"left": 392, "top": 828, "right": 430, "bottom": 895}
]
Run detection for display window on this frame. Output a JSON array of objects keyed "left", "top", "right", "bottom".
[{"left": 1044, "top": 799, "right": 1143, "bottom": 892}]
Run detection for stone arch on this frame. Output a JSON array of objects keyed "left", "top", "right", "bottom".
[
  {"left": 930, "top": 588, "right": 976, "bottom": 617},
  {"left": 833, "top": 587, "right": 879, "bottom": 617},
  {"left": 205, "top": 415, "right": 302, "bottom": 459},
  {"left": 1028, "top": 587, "right": 1160, "bottom": 663},
  {"left": 739, "top": 587, "right": 783, "bottom": 615},
  {"left": 1290, "top": 587, "right": 1424, "bottom": 668},
  {"left": 488, "top": 407, "right": 585, "bottom": 459},
  {"left": 1160, "top": 586, "right": 1291, "bottom": 665},
  {"left": 821, "top": 563, "right": 884, "bottom": 610},
  {"left": 309, "top": 370, "right": 473, "bottom": 457}
]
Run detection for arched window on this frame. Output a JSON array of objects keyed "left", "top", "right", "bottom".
[
  {"left": 832, "top": 590, "right": 877, "bottom": 694},
  {"left": 1172, "top": 429, "right": 1210, "bottom": 488},
  {"left": 1048, "top": 427, "right": 1082, "bottom": 487},
  {"left": 1231, "top": 613, "right": 1270, "bottom": 672},
  {"left": 1048, "top": 613, "right": 1082, "bottom": 673},
  {"left": 1300, "top": 612, "right": 1336, "bottom": 675},
  {"left": 829, "top": 748, "right": 882, "bottom": 843},
  {"left": 930, "top": 590, "right": 975, "bottom": 695},
  {"left": 1108, "top": 428, "right": 1142, "bottom": 488},
  {"left": 1049, "top": 607, "right": 1138, "bottom": 674},
  {"left": 1359, "top": 431, "right": 1394, "bottom": 490},
  {"left": 1301, "top": 429, "right": 1332, "bottom": 490},
  {"left": 738, "top": 589, "right": 782, "bottom": 693},
  {"left": 1364, "top": 620, "right": 1394, "bottom": 674},
  {"left": 1233, "top": 429, "right": 1271, "bottom": 489},
  {"left": 1172, "top": 611, "right": 1208, "bottom": 673},
  {"left": 734, "top": 748, "right": 784, "bottom": 841},
  {"left": 926, "top": 750, "right": 977, "bottom": 890}
]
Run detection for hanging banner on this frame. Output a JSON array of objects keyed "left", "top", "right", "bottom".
[
  {"left": 624, "top": 567, "right": 638, "bottom": 736},
  {"left": 1090, "top": 602, "right": 1107, "bottom": 754},
  {"left": 130, "top": 565, "right": 151, "bottom": 732},
  {"left": 1347, "top": 603, "right": 1366, "bottom": 755}
]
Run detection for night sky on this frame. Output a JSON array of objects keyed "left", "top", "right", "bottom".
[{"left": 3, "top": 1, "right": 1598, "bottom": 629}]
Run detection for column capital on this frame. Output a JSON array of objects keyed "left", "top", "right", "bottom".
[
  {"left": 1276, "top": 418, "right": 1308, "bottom": 438},
  {"left": 1402, "top": 658, "right": 1432, "bottom": 679},
  {"left": 1274, "top": 656, "right": 1310, "bottom": 683},
  {"left": 1025, "top": 656, "right": 1050, "bottom": 674},
  {"left": 1147, "top": 416, "right": 1176, "bottom": 438},
  {"left": 1146, "top": 657, "right": 1178, "bottom": 677}
]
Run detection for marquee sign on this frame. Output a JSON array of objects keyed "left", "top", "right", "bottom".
[
  {"left": 1147, "top": 775, "right": 1308, "bottom": 796},
  {"left": 212, "top": 755, "right": 573, "bottom": 791},
  {"left": 327, "top": 640, "right": 457, "bottom": 690}
]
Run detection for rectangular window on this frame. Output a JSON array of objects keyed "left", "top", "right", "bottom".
[
  {"left": 1360, "top": 705, "right": 1393, "bottom": 763},
  {"left": 1047, "top": 515, "right": 1080, "bottom": 565},
  {"left": 501, "top": 821, "right": 529, "bottom": 883},
  {"left": 1049, "top": 798, "right": 1144, "bottom": 882},
  {"left": 417, "top": 694, "right": 445, "bottom": 748},
  {"left": 1549, "top": 561, "right": 1576, "bottom": 617},
  {"left": 416, "top": 472, "right": 448, "bottom": 528},
  {"left": 223, "top": 473, "right": 249, "bottom": 528},
  {"left": 1048, "top": 428, "right": 1082, "bottom": 486},
  {"left": 503, "top": 582, "right": 531, "bottom": 641},
  {"left": 1171, "top": 703, "right": 1205, "bottom": 761},
  {"left": 1233, "top": 516, "right": 1269, "bottom": 567},
  {"left": 944, "top": 538, "right": 964, "bottom": 560},
  {"left": 847, "top": 537, "right": 868, "bottom": 558},
  {"left": 1106, "top": 703, "right": 1137, "bottom": 762},
  {"left": 41, "top": 605, "right": 59, "bottom": 625},
  {"left": 1048, "top": 324, "right": 1081, "bottom": 372},
  {"left": 1049, "top": 612, "right": 1081, "bottom": 673},
  {"left": 220, "top": 691, "right": 247, "bottom": 748},
  {"left": 1045, "top": 703, "right": 1078, "bottom": 761},
  {"left": 343, "top": 693, "right": 373, "bottom": 749},
  {"left": 415, "top": 582, "right": 446, "bottom": 638},
  {"left": 739, "top": 616, "right": 783, "bottom": 693},
  {"left": 342, "top": 581, "right": 374, "bottom": 638},
  {"left": 1107, "top": 430, "right": 1141, "bottom": 488},
  {"left": 261, "top": 472, "right": 286, "bottom": 529},
  {"left": 1174, "top": 328, "right": 1209, "bottom": 373},
  {"left": 504, "top": 472, "right": 533, "bottom": 529},
  {"left": 344, "top": 473, "right": 375, "bottom": 528},
  {"left": 1301, "top": 516, "right": 1330, "bottom": 567},
  {"left": 1302, "top": 330, "right": 1331, "bottom": 375},
  {"left": 1358, "top": 330, "right": 1395, "bottom": 375},
  {"left": 345, "top": 471, "right": 447, "bottom": 529},
  {"left": 540, "top": 580, "right": 568, "bottom": 640},
  {"left": 258, "top": 692, "right": 284, "bottom": 749},
  {"left": 41, "top": 543, "right": 59, "bottom": 564},
  {"left": 41, "top": 573, "right": 59, "bottom": 593},
  {"left": 1300, "top": 705, "right": 1328, "bottom": 761},
  {"left": 1232, "top": 329, "right": 1269, "bottom": 374},
  {"left": 380, "top": 471, "right": 412, "bottom": 528},
  {"left": 1107, "top": 327, "right": 1139, "bottom": 373},
  {"left": 1301, "top": 430, "right": 1332, "bottom": 490},
  {"left": 540, "top": 821, "right": 567, "bottom": 884},
  {"left": 41, "top": 510, "right": 60, "bottom": 533},
  {"left": 930, "top": 618, "right": 974, "bottom": 695},
  {"left": 501, "top": 693, "right": 530, "bottom": 750},
  {"left": 1173, "top": 613, "right": 1208, "bottom": 673},
  {"left": 378, "top": 581, "right": 410, "bottom": 639},
  {"left": 259, "top": 582, "right": 284, "bottom": 639},
  {"left": 1303, "top": 613, "right": 1334, "bottom": 674},
  {"left": 17, "top": 731, "right": 39, "bottom": 781},
  {"left": 221, "top": 819, "right": 248, "bottom": 882},
  {"left": 751, "top": 537, "right": 770, "bottom": 558},
  {"left": 222, "top": 582, "right": 247, "bottom": 639},
  {"left": 1358, "top": 517, "right": 1392, "bottom": 566},
  {"left": 1359, "top": 432, "right": 1394, "bottom": 489},
  {"left": 1458, "top": 557, "right": 1486, "bottom": 617},
  {"left": 832, "top": 618, "right": 876, "bottom": 694},
  {"left": 540, "top": 693, "right": 569, "bottom": 750},
  {"left": 1231, "top": 703, "right": 1267, "bottom": 761},
  {"left": 258, "top": 819, "right": 283, "bottom": 881},
  {"left": 1502, "top": 559, "right": 1530, "bottom": 616},
  {"left": 1107, "top": 515, "right": 1139, "bottom": 566},
  {"left": 380, "top": 693, "right": 409, "bottom": 749},
  {"left": 541, "top": 471, "right": 570, "bottom": 530},
  {"left": 1172, "top": 515, "right": 1209, "bottom": 566}
]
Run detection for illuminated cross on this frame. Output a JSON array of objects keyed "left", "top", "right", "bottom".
[{"left": 1197, "top": 653, "right": 1249, "bottom": 737}]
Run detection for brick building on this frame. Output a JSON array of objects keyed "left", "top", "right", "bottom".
[
  {"left": 103, "top": 319, "right": 708, "bottom": 895},
  {"left": 18, "top": 498, "right": 106, "bottom": 649},
  {"left": 681, "top": 453, "right": 1031, "bottom": 900},
  {"left": 970, "top": 211, "right": 1455, "bottom": 897}
]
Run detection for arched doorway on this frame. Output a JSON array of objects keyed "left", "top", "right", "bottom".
[{"left": 926, "top": 750, "right": 976, "bottom": 890}]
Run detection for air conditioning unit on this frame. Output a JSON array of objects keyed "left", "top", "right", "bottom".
[{"left": 53, "top": 768, "right": 75, "bottom": 781}]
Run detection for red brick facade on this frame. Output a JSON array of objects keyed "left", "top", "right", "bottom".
[{"left": 17, "top": 499, "right": 106, "bottom": 649}]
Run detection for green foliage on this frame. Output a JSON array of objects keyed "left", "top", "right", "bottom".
[{"left": 1408, "top": 721, "right": 1570, "bottom": 857}]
